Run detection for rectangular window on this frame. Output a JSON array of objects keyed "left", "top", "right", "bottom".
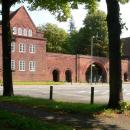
[
  {"left": 11, "top": 60, "right": 15, "bottom": 71},
  {"left": 11, "top": 41, "right": 15, "bottom": 52},
  {"left": 12, "top": 27, "right": 17, "bottom": 35},
  {"left": 19, "top": 60, "right": 25, "bottom": 71},
  {"left": 29, "top": 61, "right": 36, "bottom": 71},
  {"left": 19, "top": 43, "right": 26, "bottom": 53},
  {"left": 29, "top": 44, "right": 36, "bottom": 53}
]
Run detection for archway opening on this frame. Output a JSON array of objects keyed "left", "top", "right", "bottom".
[
  {"left": 52, "top": 69, "right": 59, "bottom": 82},
  {"left": 85, "top": 63, "right": 107, "bottom": 83},
  {"left": 65, "top": 70, "right": 72, "bottom": 82},
  {"left": 124, "top": 73, "right": 128, "bottom": 82}
]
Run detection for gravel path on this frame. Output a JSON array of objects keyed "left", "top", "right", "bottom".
[{"left": 0, "top": 102, "right": 130, "bottom": 130}]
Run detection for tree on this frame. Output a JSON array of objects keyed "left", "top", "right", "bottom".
[
  {"left": 68, "top": 10, "right": 108, "bottom": 57},
  {"left": 106, "top": 0, "right": 123, "bottom": 109},
  {"left": 1, "top": 0, "right": 18, "bottom": 96},
  {"left": 38, "top": 23, "right": 68, "bottom": 53}
]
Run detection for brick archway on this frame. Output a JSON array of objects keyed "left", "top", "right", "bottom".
[
  {"left": 52, "top": 69, "right": 60, "bottom": 82},
  {"left": 85, "top": 62, "right": 107, "bottom": 83},
  {"left": 65, "top": 70, "right": 72, "bottom": 82}
]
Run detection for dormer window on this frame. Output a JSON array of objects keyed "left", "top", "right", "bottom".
[
  {"left": 18, "top": 27, "right": 22, "bottom": 35},
  {"left": 23, "top": 28, "right": 27, "bottom": 36},
  {"left": 13, "top": 27, "right": 17, "bottom": 35},
  {"left": 28, "top": 29, "right": 32, "bottom": 37}
]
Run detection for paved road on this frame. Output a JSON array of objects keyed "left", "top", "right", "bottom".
[{"left": 0, "top": 83, "right": 130, "bottom": 103}]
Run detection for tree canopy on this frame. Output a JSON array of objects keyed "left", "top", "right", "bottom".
[
  {"left": 38, "top": 23, "right": 68, "bottom": 53},
  {"left": 68, "top": 10, "right": 108, "bottom": 57}
]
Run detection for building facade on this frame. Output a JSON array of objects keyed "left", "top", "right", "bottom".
[{"left": 0, "top": 6, "right": 128, "bottom": 82}]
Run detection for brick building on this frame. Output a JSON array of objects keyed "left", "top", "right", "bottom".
[{"left": 0, "top": 6, "right": 128, "bottom": 82}]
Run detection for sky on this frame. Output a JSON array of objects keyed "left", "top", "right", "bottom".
[{"left": 3, "top": 1, "right": 130, "bottom": 38}]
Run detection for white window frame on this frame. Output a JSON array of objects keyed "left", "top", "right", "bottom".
[
  {"left": 23, "top": 28, "right": 27, "bottom": 36},
  {"left": 28, "top": 29, "right": 32, "bottom": 37},
  {"left": 11, "top": 41, "right": 15, "bottom": 52},
  {"left": 12, "top": 27, "right": 17, "bottom": 35},
  {"left": 29, "top": 44, "right": 36, "bottom": 53},
  {"left": 19, "top": 43, "right": 26, "bottom": 53},
  {"left": 19, "top": 60, "right": 25, "bottom": 71},
  {"left": 11, "top": 60, "right": 15, "bottom": 71},
  {"left": 18, "top": 27, "right": 22, "bottom": 35},
  {"left": 29, "top": 61, "right": 36, "bottom": 71}
]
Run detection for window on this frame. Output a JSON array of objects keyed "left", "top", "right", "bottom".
[
  {"left": 28, "top": 29, "right": 32, "bottom": 37},
  {"left": 29, "top": 44, "right": 36, "bottom": 53},
  {"left": 19, "top": 43, "right": 26, "bottom": 52},
  {"left": 18, "top": 27, "right": 22, "bottom": 35},
  {"left": 11, "top": 60, "right": 15, "bottom": 71},
  {"left": 12, "top": 27, "right": 17, "bottom": 35},
  {"left": 29, "top": 61, "right": 36, "bottom": 71},
  {"left": 23, "top": 28, "right": 27, "bottom": 36},
  {"left": 11, "top": 41, "right": 15, "bottom": 52},
  {"left": 19, "top": 60, "right": 25, "bottom": 71}
]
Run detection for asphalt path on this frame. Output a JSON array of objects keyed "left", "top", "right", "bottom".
[{"left": 0, "top": 83, "right": 130, "bottom": 103}]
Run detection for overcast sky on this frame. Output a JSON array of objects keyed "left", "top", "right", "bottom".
[{"left": 6, "top": 1, "right": 130, "bottom": 38}]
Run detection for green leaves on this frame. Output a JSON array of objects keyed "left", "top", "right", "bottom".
[{"left": 38, "top": 23, "right": 68, "bottom": 53}]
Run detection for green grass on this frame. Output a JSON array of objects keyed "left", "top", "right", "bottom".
[
  {"left": 14, "top": 81, "right": 64, "bottom": 85},
  {"left": 0, "top": 81, "right": 64, "bottom": 85},
  {"left": 0, "top": 109, "right": 73, "bottom": 130},
  {"left": 0, "top": 96, "right": 106, "bottom": 114}
]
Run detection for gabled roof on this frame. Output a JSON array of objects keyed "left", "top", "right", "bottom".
[
  {"left": 10, "top": 8, "right": 20, "bottom": 20},
  {"left": 16, "top": 6, "right": 36, "bottom": 29},
  {"left": 0, "top": 7, "right": 22, "bottom": 25},
  {"left": 0, "top": 6, "right": 36, "bottom": 29}
]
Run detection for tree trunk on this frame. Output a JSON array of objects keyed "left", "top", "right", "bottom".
[
  {"left": 106, "top": 0, "right": 123, "bottom": 109},
  {"left": 2, "top": 1, "right": 14, "bottom": 96}
]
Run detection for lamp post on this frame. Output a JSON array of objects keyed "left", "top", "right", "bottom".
[{"left": 90, "top": 36, "right": 94, "bottom": 85}]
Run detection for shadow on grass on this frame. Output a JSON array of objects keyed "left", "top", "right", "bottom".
[{"left": 0, "top": 96, "right": 127, "bottom": 130}]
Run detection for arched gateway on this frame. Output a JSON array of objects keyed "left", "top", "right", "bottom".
[{"left": 85, "top": 62, "right": 107, "bottom": 83}]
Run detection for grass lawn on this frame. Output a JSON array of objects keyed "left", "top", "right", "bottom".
[
  {"left": 0, "top": 81, "right": 64, "bottom": 85},
  {"left": 0, "top": 96, "right": 106, "bottom": 114},
  {"left": 0, "top": 109, "right": 73, "bottom": 130},
  {"left": 0, "top": 96, "right": 130, "bottom": 129}
]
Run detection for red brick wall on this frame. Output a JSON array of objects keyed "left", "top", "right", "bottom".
[
  {"left": 11, "top": 36, "right": 46, "bottom": 81},
  {"left": 46, "top": 53, "right": 76, "bottom": 82}
]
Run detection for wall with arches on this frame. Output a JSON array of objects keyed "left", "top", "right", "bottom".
[{"left": 46, "top": 53, "right": 128, "bottom": 82}]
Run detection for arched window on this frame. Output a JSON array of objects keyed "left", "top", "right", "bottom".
[
  {"left": 18, "top": 27, "right": 22, "bottom": 35},
  {"left": 28, "top": 29, "right": 32, "bottom": 37},
  {"left": 23, "top": 28, "right": 27, "bottom": 36},
  {"left": 12, "top": 27, "right": 17, "bottom": 35}
]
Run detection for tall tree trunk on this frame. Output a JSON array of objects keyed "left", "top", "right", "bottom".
[
  {"left": 106, "top": 0, "right": 123, "bottom": 109},
  {"left": 2, "top": 1, "right": 14, "bottom": 96}
]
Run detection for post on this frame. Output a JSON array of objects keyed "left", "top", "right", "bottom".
[
  {"left": 50, "top": 86, "right": 53, "bottom": 100},
  {"left": 90, "top": 87, "right": 94, "bottom": 104}
]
